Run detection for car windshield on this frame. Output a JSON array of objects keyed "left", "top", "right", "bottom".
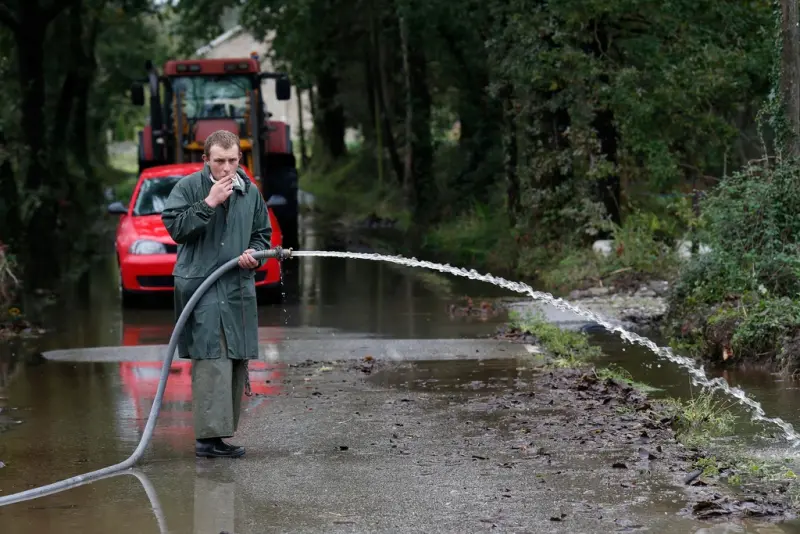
[
  {"left": 172, "top": 75, "right": 252, "bottom": 120},
  {"left": 133, "top": 176, "right": 183, "bottom": 216}
]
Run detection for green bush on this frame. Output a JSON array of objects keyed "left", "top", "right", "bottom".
[
  {"left": 299, "top": 149, "right": 411, "bottom": 229},
  {"left": 666, "top": 160, "right": 800, "bottom": 369},
  {"left": 0, "top": 244, "right": 19, "bottom": 312},
  {"left": 536, "top": 208, "right": 684, "bottom": 291},
  {"left": 422, "top": 202, "right": 517, "bottom": 274}
]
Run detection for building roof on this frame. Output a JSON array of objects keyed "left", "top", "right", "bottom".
[{"left": 194, "top": 25, "right": 244, "bottom": 57}]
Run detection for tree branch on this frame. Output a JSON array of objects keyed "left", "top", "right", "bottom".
[{"left": 0, "top": 3, "right": 19, "bottom": 31}]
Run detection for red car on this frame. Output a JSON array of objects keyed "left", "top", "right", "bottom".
[{"left": 108, "top": 162, "right": 284, "bottom": 306}]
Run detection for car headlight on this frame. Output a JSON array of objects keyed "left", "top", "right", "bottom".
[{"left": 129, "top": 239, "right": 168, "bottom": 255}]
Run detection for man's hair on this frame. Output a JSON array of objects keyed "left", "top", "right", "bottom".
[{"left": 204, "top": 129, "right": 240, "bottom": 156}]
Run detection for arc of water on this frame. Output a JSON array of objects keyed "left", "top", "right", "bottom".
[{"left": 293, "top": 250, "right": 800, "bottom": 445}]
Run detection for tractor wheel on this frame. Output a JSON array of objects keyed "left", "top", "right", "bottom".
[
  {"left": 257, "top": 283, "right": 285, "bottom": 305},
  {"left": 269, "top": 165, "right": 299, "bottom": 249}
]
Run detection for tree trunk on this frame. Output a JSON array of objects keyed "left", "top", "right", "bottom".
[
  {"left": 0, "top": 133, "right": 21, "bottom": 250},
  {"left": 372, "top": 7, "right": 403, "bottom": 183},
  {"left": 0, "top": 0, "right": 73, "bottom": 289},
  {"left": 363, "top": 43, "right": 383, "bottom": 184},
  {"left": 781, "top": 0, "right": 800, "bottom": 156},
  {"left": 500, "top": 84, "right": 520, "bottom": 225},
  {"left": 50, "top": 1, "right": 83, "bottom": 159},
  {"left": 399, "top": 14, "right": 413, "bottom": 189},
  {"left": 398, "top": 14, "right": 433, "bottom": 222},
  {"left": 587, "top": 20, "right": 621, "bottom": 226},
  {"left": 297, "top": 87, "right": 309, "bottom": 169},
  {"left": 313, "top": 68, "right": 347, "bottom": 165},
  {"left": 72, "top": 5, "right": 103, "bottom": 179},
  {"left": 436, "top": 23, "right": 501, "bottom": 207},
  {"left": 593, "top": 108, "right": 621, "bottom": 225},
  {"left": 17, "top": 11, "right": 57, "bottom": 289}
]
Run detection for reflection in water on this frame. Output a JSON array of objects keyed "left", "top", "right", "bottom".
[
  {"left": 193, "top": 465, "right": 236, "bottom": 534},
  {"left": 119, "top": 360, "right": 284, "bottom": 450}
]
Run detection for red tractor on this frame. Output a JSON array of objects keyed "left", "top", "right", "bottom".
[{"left": 129, "top": 55, "right": 299, "bottom": 248}]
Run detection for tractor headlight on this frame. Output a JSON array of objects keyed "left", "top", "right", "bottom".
[{"left": 130, "top": 240, "right": 168, "bottom": 255}]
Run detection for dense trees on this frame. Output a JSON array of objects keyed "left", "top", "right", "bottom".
[
  {"left": 0, "top": 0, "right": 786, "bottom": 292},
  {"left": 0, "top": 0, "right": 178, "bottom": 288},
  {"left": 170, "top": 0, "right": 774, "bottom": 269}
]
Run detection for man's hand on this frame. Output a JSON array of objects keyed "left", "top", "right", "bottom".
[
  {"left": 238, "top": 248, "right": 258, "bottom": 269},
  {"left": 204, "top": 175, "right": 234, "bottom": 208}
]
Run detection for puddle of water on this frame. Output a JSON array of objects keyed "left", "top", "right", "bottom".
[{"left": 591, "top": 330, "right": 800, "bottom": 439}]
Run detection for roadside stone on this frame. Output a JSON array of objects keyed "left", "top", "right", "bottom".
[
  {"left": 648, "top": 280, "right": 670, "bottom": 296},
  {"left": 508, "top": 278, "right": 671, "bottom": 331},
  {"left": 587, "top": 287, "right": 611, "bottom": 297}
]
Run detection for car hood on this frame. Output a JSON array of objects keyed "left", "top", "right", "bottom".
[{"left": 129, "top": 215, "right": 175, "bottom": 244}]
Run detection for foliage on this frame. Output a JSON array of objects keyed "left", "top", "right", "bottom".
[
  {"left": 594, "top": 365, "right": 661, "bottom": 394},
  {"left": 0, "top": 244, "right": 19, "bottom": 311},
  {"left": 674, "top": 162, "right": 800, "bottom": 302},
  {"left": 422, "top": 201, "right": 517, "bottom": 274},
  {"left": 661, "top": 391, "right": 737, "bottom": 447},
  {"left": 666, "top": 160, "right": 800, "bottom": 368},
  {"left": 170, "top": 0, "right": 773, "bottom": 252},
  {"left": 0, "top": 1, "right": 180, "bottom": 290},
  {"left": 532, "top": 207, "right": 685, "bottom": 292},
  {"left": 508, "top": 310, "right": 603, "bottom": 367},
  {"left": 300, "top": 148, "right": 411, "bottom": 229}
]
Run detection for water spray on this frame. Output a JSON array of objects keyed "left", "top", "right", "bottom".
[{"left": 1, "top": 248, "right": 798, "bottom": 508}]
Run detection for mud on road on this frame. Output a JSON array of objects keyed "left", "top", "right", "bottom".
[{"left": 230, "top": 356, "right": 796, "bottom": 533}]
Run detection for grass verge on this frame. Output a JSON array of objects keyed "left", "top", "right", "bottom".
[
  {"left": 507, "top": 310, "right": 603, "bottom": 368},
  {"left": 660, "top": 392, "right": 738, "bottom": 448}
]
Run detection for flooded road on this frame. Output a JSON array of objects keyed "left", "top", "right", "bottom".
[{"left": 2, "top": 216, "right": 800, "bottom": 532}]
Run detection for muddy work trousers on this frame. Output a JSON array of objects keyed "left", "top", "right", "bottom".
[{"left": 191, "top": 326, "right": 248, "bottom": 440}]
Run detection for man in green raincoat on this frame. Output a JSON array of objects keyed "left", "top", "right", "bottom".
[{"left": 162, "top": 129, "right": 272, "bottom": 459}]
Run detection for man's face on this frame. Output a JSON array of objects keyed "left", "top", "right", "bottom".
[{"left": 203, "top": 144, "right": 241, "bottom": 180}]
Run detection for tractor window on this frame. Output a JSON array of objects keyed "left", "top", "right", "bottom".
[
  {"left": 172, "top": 75, "right": 252, "bottom": 120},
  {"left": 133, "top": 176, "right": 183, "bottom": 216}
]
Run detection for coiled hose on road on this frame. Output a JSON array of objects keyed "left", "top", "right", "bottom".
[{"left": 0, "top": 247, "right": 293, "bottom": 507}]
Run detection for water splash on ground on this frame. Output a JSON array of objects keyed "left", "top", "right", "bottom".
[{"left": 292, "top": 250, "right": 800, "bottom": 445}]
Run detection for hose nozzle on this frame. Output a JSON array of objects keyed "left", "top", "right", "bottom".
[
  {"left": 275, "top": 246, "right": 293, "bottom": 260},
  {"left": 253, "top": 247, "right": 293, "bottom": 261}
]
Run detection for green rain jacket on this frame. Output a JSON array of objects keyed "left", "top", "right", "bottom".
[{"left": 161, "top": 165, "right": 272, "bottom": 360}]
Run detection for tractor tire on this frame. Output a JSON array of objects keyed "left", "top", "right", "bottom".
[
  {"left": 269, "top": 164, "right": 299, "bottom": 249},
  {"left": 257, "top": 284, "right": 285, "bottom": 305}
]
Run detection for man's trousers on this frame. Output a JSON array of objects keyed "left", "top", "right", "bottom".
[{"left": 191, "top": 324, "right": 248, "bottom": 440}]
